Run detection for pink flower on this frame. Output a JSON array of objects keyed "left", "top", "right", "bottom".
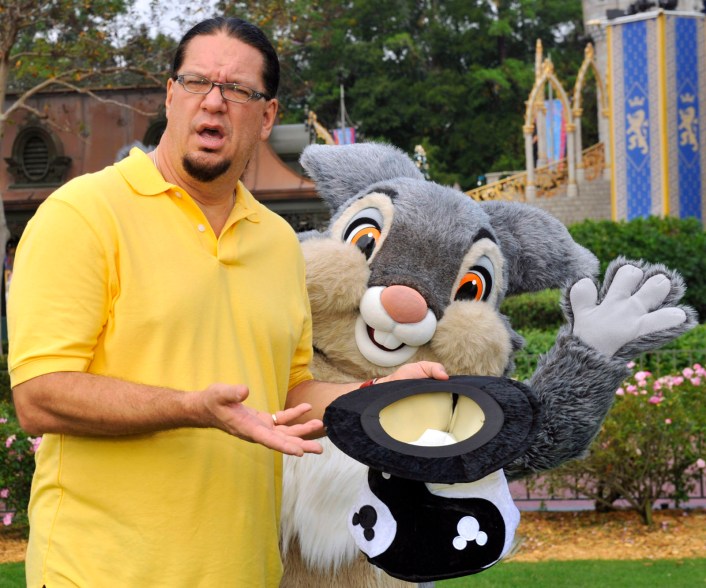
[
  {"left": 4, "top": 435, "right": 16, "bottom": 448},
  {"left": 683, "top": 367, "right": 694, "bottom": 379},
  {"left": 673, "top": 376, "right": 684, "bottom": 386},
  {"left": 627, "top": 361, "right": 636, "bottom": 369},
  {"left": 616, "top": 388, "right": 625, "bottom": 396},
  {"left": 665, "top": 418, "right": 672, "bottom": 425},
  {"left": 635, "top": 370, "right": 652, "bottom": 381},
  {"left": 653, "top": 381, "right": 662, "bottom": 391},
  {"left": 29, "top": 437, "right": 42, "bottom": 453},
  {"left": 696, "top": 458, "right": 706, "bottom": 469},
  {"left": 627, "top": 384, "right": 638, "bottom": 395},
  {"left": 690, "top": 377, "right": 701, "bottom": 386},
  {"left": 2, "top": 513, "right": 13, "bottom": 526},
  {"left": 0, "top": 489, "right": 8, "bottom": 499},
  {"left": 649, "top": 395, "right": 662, "bottom": 405},
  {"left": 0, "top": 418, "right": 7, "bottom": 424}
]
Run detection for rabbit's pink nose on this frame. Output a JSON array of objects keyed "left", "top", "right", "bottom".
[{"left": 380, "top": 285, "right": 428, "bottom": 323}]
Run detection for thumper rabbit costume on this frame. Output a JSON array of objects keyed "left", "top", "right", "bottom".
[{"left": 280, "top": 143, "right": 696, "bottom": 586}]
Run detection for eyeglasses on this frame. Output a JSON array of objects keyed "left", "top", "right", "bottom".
[{"left": 175, "top": 73, "right": 271, "bottom": 104}]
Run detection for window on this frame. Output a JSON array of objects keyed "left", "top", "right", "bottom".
[{"left": 5, "top": 125, "right": 71, "bottom": 188}]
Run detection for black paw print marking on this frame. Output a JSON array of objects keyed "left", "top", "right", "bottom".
[{"left": 352, "top": 505, "right": 377, "bottom": 541}]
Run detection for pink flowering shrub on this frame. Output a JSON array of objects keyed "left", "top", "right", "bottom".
[
  {"left": 541, "top": 362, "right": 706, "bottom": 526},
  {"left": 1, "top": 409, "right": 40, "bottom": 528}
]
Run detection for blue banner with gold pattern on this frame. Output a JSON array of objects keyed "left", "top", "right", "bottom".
[
  {"left": 674, "top": 17, "right": 701, "bottom": 220},
  {"left": 622, "top": 20, "right": 653, "bottom": 220}
]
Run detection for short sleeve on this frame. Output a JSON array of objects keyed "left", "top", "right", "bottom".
[{"left": 8, "top": 197, "right": 114, "bottom": 386}]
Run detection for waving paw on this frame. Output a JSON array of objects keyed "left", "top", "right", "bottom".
[{"left": 568, "top": 257, "right": 697, "bottom": 358}]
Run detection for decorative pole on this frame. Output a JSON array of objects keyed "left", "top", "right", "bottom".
[
  {"left": 523, "top": 123, "right": 537, "bottom": 200},
  {"left": 535, "top": 40, "right": 548, "bottom": 167}
]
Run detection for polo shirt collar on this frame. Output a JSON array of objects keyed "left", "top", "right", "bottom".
[
  {"left": 115, "top": 147, "right": 261, "bottom": 223},
  {"left": 116, "top": 147, "right": 171, "bottom": 196},
  {"left": 232, "top": 180, "right": 261, "bottom": 224}
]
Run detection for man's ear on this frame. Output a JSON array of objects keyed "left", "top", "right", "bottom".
[
  {"left": 260, "top": 98, "right": 279, "bottom": 141},
  {"left": 165, "top": 77, "right": 175, "bottom": 118}
]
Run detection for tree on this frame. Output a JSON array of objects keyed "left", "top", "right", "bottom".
[
  {"left": 0, "top": 0, "right": 175, "bottom": 352},
  {"left": 220, "top": 0, "right": 587, "bottom": 188}
]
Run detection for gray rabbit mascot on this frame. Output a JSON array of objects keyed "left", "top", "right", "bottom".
[{"left": 279, "top": 143, "right": 696, "bottom": 587}]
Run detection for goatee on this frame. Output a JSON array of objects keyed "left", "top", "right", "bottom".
[{"left": 182, "top": 153, "right": 231, "bottom": 182}]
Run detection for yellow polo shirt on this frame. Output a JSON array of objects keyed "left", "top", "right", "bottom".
[{"left": 8, "top": 148, "right": 313, "bottom": 587}]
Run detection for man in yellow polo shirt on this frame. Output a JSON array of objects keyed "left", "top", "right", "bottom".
[{"left": 8, "top": 16, "right": 447, "bottom": 588}]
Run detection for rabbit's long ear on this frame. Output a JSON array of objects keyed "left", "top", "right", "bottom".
[
  {"left": 480, "top": 200, "right": 599, "bottom": 295},
  {"left": 300, "top": 143, "right": 424, "bottom": 213}
]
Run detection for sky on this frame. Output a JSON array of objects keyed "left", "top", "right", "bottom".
[{"left": 126, "top": 0, "right": 221, "bottom": 39}]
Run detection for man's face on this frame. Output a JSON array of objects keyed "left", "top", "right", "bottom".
[{"left": 164, "top": 32, "right": 278, "bottom": 183}]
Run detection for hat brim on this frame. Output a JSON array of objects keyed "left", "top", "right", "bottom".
[{"left": 323, "top": 375, "right": 542, "bottom": 484}]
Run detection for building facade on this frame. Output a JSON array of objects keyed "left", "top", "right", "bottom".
[{"left": 1, "top": 86, "right": 326, "bottom": 241}]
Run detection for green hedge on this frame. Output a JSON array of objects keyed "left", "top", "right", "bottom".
[
  {"left": 0, "top": 355, "right": 10, "bottom": 410},
  {"left": 499, "top": 289, "right": 564, "bottom": 330},
  {"left": 568, "top": 216, "right": 706, "bottom": 321},
  {"left": 500, "top": 217, "right": 706, "bottom": 332},
  {"left": 513, "top": 323, "right": 706, "bottom": 381}
]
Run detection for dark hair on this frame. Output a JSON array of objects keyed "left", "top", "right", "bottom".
[{"left": 171, "top": 17, "right": 279, "bottom": 99}]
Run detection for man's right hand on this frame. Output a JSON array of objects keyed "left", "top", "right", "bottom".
[{"left": 198, "top": 383, "right": 324, "bottom": 456}]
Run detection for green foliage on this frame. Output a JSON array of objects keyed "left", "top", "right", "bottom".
[
  {"left": 222, "top": 0, "right": 587, "bottom": 186},
  {"left": 0, "top": 356, "right": 33, "bottom": 529},
  {"left": 539, "top": 363, "right": 706, "bottom": 526},
  {"left": 0, "top": 355, "right": 10, "bottom": 407},
  {"left": 7, "top": 1, "right": 134, "bottom": 88},
  {"left": 513, "top": 324, "right": 706, "bottom": 382},
  {"left": 500, "top": 289, "right": 564, "bottom": 331},
  {"left": 568, "top": 216, "right": 706, "bottom": 321},
  {"left": 1, "top": 408, "right": 37, "bottom": 528}
]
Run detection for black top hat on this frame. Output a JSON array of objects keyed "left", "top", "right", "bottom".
[{"left": 324, "top": 375, "right": 542, "bottom": 484}]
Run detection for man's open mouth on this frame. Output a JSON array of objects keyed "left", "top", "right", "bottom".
[{"left": 200, "top": 127, "right": 223, "bottom": 139}]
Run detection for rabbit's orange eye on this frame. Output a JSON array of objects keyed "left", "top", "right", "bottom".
[
  {"left": 346, "top": 223, "right": 381, "bottom": 259},
  {"left": 455, "top": 265, "right": 493, "bottom": 302},
  {"left": 343, "top": 208, "right": 384, "bottom": 260}
]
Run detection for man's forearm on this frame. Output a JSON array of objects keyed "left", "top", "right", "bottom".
[{"left": 12, "top": 372, "right": 200, "bottom": 437}]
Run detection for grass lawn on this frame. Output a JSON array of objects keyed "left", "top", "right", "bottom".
[
  {"left": 439, "top": 558, "right": 706, "bottom": 587},
  {"left": 1, "top": 559, "right": 705, "bottom": 587},
  {"left": 0, "top": 562, "right": 24, "bottom": 587}
]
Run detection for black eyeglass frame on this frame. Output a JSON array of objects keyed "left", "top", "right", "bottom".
[{"left": 175, "top": 73, "right": 271, "bottom": 103}]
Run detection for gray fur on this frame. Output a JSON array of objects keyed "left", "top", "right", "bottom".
[
  {"left": 301, "top": 143, "right": 424, "bottom": 213},
  {"left": 301, "top": 143, "right": 599, "bottom": 302},
  {"left": 480, "top": 200, "right": 599, "bottom": 295},
  {"left": 506, "top": 330, "right": 630, "bottom": 479}
]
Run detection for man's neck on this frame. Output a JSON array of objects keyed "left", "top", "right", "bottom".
[{"left": 150, "top": 147, "right": 239, "bottom": 237}]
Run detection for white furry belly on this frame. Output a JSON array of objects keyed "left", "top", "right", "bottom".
[{"left": 281, "top": 437, "right": 368, "bottom": 571}]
